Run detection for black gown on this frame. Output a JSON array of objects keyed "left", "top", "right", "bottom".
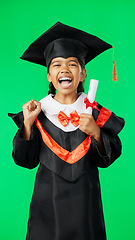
[{"left": 8, "top": 102, "right": 125, "bottom": 240}]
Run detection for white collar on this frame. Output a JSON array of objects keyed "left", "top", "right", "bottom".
[{"left": 40, "top": 92, "right": 88, "bottom": 115}]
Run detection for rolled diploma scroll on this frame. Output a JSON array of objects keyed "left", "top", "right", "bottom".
[{"left": 85, "top": 79, "right": 99, "bottom": 114}]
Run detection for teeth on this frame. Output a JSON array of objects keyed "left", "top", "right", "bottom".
[{"left": 59, "top": 77, "right": 72, "bottom": 81}]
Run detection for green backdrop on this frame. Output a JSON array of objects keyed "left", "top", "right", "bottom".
[{"left": 0, "top": 0, "right": 135, "bottom": 239}]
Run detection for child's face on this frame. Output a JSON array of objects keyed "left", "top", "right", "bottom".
[{"left": 47, "top": 57, "right": 86, "bottom": 96}]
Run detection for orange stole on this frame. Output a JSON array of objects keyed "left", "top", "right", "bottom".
[{"left": 35, "top": 107, "right": 112, "bottom": 164}]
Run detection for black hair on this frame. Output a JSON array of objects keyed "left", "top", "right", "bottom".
[{"left": 48, "top": 58, "right": 85, "bottom": 95}]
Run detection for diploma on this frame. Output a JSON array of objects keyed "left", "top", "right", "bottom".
[{"left": 84, "top": 79, "right": 99, "bottom": 114}]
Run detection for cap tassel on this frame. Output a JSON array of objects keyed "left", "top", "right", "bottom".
[{"left": 112, "top": 47, "right": 117, "bottom": 81}]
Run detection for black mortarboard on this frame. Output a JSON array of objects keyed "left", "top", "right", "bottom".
[{"left": 20, "top": 22, "right": 117, "bottom": 80}]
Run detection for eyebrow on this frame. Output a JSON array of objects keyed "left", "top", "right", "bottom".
[
  {"left": 69, "top": 60, "right": 78, "bottom": 63},
  {"left": 51, "top": 60, "right": 61, "bottom": 64},
  {"left": 51, "top": 59, "right": 79, "bottom": 64}
]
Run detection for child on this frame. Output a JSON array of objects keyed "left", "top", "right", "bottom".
[{"left": 9, "top": 22, "right": 125, "bottom": 240}]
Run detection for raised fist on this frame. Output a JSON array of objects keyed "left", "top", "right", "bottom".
[{"left": 23, "top": 100, "right": 41, "bottom": 128}]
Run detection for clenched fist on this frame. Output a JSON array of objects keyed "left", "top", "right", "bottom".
[
  {"left": 79, "top": 113, "right": 105, "bottom": 154},
  {"left": 22, "top": 100, "right": 41, "bottom": 140},
  {"left": 79, "top": 113, "right": 100, "bottom": 139}
]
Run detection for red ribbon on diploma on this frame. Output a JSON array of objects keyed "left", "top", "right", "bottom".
[{"left": 84, "top": 98, "right": 100, "bottom": 111}]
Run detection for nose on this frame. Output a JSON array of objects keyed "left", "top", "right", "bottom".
[{"left": 60, "top": 66, "right": 70, "bottom": 74}]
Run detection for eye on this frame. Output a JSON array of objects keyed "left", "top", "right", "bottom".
[
  {"left": 53, "top": 64, "right": 61, "bottom": 67},
  {"left": 69, "top": 63, "right": 77, "bottom": 67}
]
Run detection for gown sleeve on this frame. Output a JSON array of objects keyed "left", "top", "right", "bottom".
[
  {"left": 91, "top": 106, "right": 125, "bottom": 168},
  {"left": 8, "top": 112, "right": 40, "bottom": 169},
  {"left": 90, "top": 130, "right": 122, "bottom": 168}
]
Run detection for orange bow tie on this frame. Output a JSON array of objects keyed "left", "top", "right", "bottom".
[{"left": 58, "top": 110, "right": 80, "bottom": 127}]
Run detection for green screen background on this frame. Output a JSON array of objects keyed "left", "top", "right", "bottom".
[{"left": 0, "top": 0, "right": 135, "bottom": 239}]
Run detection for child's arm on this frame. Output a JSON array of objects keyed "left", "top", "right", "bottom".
[
  {"left": 79, "top": 113, "right": 105, "bottom": 154},
  {"left": 22, "top": 100, "right": 41, "bottom": 140},
  {"left": 9, "top": 100, "right": 41, "bottom": 169},
  {"left": 79, "top": 112, "right": 124, "bottom": 168}
]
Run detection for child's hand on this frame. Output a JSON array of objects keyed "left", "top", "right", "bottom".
[
  {"left": 79, "top": 113, "right": 100, "bottom": 141},
  {"left": 79, "top": 113, "right": 106, "bottom": 154},
  {"left": 23, "top": 100, "right": 41, "bottom": 129}
]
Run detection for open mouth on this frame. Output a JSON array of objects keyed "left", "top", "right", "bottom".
[{"left": 58, "top": 77, "right": 73, "bottom": 88}]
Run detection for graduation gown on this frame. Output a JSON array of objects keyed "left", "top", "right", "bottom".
[{"left": 8, "top": 93, "right": 125, "bottom": 240}]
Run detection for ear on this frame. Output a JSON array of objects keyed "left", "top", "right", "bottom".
[
  {"left": 80, "top": 68, "right": 86, "bottom": 82},
  {"left": 47, "top": 72, "right": 51, "bottom": 82}
]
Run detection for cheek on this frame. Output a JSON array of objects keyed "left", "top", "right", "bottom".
[
  {"left": 49, "top": 71, "right": 58, "bottom": 82},
  {"left": 75, "top": 73, "right": 82, "bottom": 84},
  {"left": 73, "top": 69, "right": 81, "bottom": 78},
  {"left": 49, "top": 67, "right": 58, "bottom": 75}
]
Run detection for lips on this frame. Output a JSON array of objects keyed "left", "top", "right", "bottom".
[{"left": 58, "top": 77, "right": 73, "bottom": 89}]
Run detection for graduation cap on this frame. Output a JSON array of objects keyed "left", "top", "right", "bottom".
[{"left": 20, "top": 22, "right": 117, "bottom": 81}]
